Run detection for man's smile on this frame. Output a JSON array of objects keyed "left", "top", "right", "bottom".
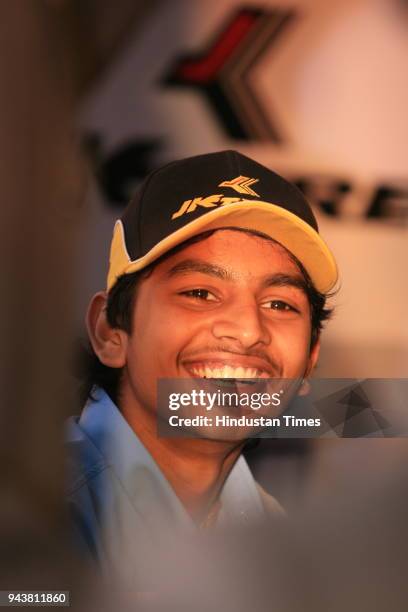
[
  {"left": 181, "top": 353, "right": 277, "bottom": 379},
  {"left": 187, "top": 364, "right": 270, "bottom": 379}
]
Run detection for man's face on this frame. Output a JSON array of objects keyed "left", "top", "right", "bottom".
[{"left": 120, "top": 230, "right": 319, "bottom": 422}]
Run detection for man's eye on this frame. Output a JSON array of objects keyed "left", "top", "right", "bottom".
[
  {"left": 262, "top": 300, "right": 297, "bottom": 312},
  {"left": 180, "top": 289, "right": 217, "bottom": 301}
]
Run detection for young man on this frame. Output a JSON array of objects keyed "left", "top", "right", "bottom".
[{"left": 67, "top": 150, "right": 337, "bottom": 583}]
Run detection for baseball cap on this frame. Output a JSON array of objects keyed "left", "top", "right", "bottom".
[{"left": 107, "top": 150, "right": 338, "bottom": 293}]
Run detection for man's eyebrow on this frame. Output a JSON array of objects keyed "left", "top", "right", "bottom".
[
  {"left": 165, "top": 259, "right": 232, "bottom": 281},
  {"left": 166, "top": 263, "right": 308, "bottom": 291},
  {"left": 262, "top": 273, "right": 308, "bottom": 294}
]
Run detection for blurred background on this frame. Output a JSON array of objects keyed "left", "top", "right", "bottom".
[{"left": 1, "top": 0, "right": 407, "bottom": 608}]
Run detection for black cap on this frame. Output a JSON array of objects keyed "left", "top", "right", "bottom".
[{"left": 107, "top": 150, "right": 337, "bottom": 292}]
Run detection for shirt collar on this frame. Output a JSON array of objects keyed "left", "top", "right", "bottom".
[{"left": 79, "top": 387, "right": 264, "bottom": 528}]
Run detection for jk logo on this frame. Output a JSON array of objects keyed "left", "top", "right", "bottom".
[
  {"left": 171, "top": 194, "right": 243, "bottom": 219},
  {"left": 171, "top": 176, "right": 260, "bottom": 219},
  {"left": 219, "top": 175, "right": 259, "bottom": 196}
]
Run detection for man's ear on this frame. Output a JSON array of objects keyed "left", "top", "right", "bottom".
[
  {"left": 86, "top": 292, "right": 128, "bottom": 368},
  {"left": 298, "top": 338, "right": 321, "bottom": 396}
]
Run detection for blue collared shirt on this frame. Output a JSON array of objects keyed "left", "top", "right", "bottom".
[{"left": 66, "top": 387, "right": 270, "bottom": 584}]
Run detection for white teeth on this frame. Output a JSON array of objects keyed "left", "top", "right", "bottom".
[{"left": 189, "top": 365, "right": 267, "bottom": 379}]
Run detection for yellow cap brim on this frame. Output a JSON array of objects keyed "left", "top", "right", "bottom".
[{"left": 107, "top": 201, "right": 338, "bottom": 293}]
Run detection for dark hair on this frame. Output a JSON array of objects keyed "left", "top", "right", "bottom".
[{"left": 77, "top": 229, "right": 334, "bottom": 406}]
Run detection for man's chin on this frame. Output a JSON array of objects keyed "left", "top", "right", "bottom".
[{"left": 175, "top": 423, "right": 257, "bottom": 444}]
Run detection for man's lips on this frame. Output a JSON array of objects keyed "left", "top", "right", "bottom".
[{"left": 181, "top": 354, "right": 277, "bottom": 379}]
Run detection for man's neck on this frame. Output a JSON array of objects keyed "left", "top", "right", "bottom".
[{"left": 119, "top": 387, "right": 245, "bottom": 524}]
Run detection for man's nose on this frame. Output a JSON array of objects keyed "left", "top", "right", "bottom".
[{"left": 211, "top": 302, "right": 271, "bottom": 349}]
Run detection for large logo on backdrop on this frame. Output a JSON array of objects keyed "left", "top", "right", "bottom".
[
  {"left": 163, "top": 7, "right": 295, "bottom": 142},
  {"left": 83, "top": 6, "right": 408, "bottom": 224}
]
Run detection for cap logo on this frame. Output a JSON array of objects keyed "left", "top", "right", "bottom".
[
  {"left": 171, "top": 194, "right": 243, "bottom": 220},
  {"left": 218, "top": 175, "right": 259, "bottom": 196}
]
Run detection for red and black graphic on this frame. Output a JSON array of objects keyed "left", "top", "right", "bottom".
[{"left": 164, "top": 7, "right": 295, "bottom": 142}]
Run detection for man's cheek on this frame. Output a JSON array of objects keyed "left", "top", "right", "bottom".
[{"left": 277, "top": 331, "right": 309, "bottom": 375}]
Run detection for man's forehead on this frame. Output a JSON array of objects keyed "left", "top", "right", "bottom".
[{"left": 152, "top": 229, "right": 305, "bottom": 284}]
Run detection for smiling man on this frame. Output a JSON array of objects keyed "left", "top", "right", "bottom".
[{"left": 67, "top": 150, "right": 337, "bottom": 581}]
